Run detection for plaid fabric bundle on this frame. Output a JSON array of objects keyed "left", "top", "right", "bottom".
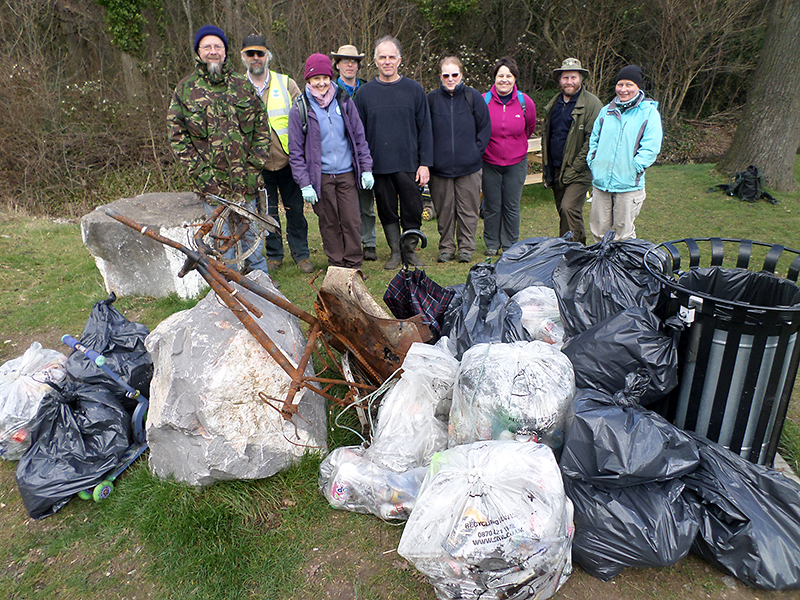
[{"left": 384, "top": 269, "right": 455, "bottom": 337}]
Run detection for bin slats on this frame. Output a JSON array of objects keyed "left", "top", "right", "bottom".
[
  {"left": 644, "top": 237, "right": 800, "bottom": 465},
  {"left": 684, "top": 308, "right": 716, "bottom": 432},
  {"left": 663, "top": 242, "right": 682, "bottom": 276},
  {"left": 710, "top": 237, "right": 724, "bottom": 266},
  {"left": 765, "top": 333, "right": 800, "bottom": 463},
  {"left": 788, "top": 255, "right": 800, "bottom": 282},
  {"left": 707, "top": 309, "right": 747, "bottom": 442},
  {"left": 737, "top": 240, "right": 752, "bottom": 269},
  {"left": 686, "top": 238, "right": 701, "bottom": 269},
  {"left": 763, "top": 244, "right": 784, "bottom": 274},
  {"left": 748, "top": 319, "right": 793, "bottom": 463},
  {"left": 728, "top": 321, "right": 769, "bottom": 457}
]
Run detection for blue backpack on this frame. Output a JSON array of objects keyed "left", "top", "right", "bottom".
[{"left": 484, "top": 90, "right": 526, "bottom": 114}]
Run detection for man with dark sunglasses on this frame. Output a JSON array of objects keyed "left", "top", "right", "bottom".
[{"left": 241, "top": 34, "right": 313, "bottom": 275}]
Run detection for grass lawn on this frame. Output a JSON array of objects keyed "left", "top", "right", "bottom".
[{"left": 1, "top": 160, "right": 799, "bottom": 600}]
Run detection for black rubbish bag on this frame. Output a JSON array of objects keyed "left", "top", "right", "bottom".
[
  {"left": 15, "top": 380, "right": 132, "bottom": 519},
  {"left": 383, "top": 268, "right": 456, "bottom": 339},
  {"left": 565, "top": 476, "right": 699, "bottom": 581},
  {"left": 494, "top": 235, "right": 581, "bottom": 295},
  {"left": 561, "top": 387, "right": 700, "bottom": 487},
  {"left": 560, "top": 388, "right": 701, "bottom": 580},
  {"left": 552, "top": 231, "right": 663, "bottom": 338},
  {"left": 560, "top": 307, "right": 680, "bottom": 407},
  {"left": 440, "top": 263, "right": 529, "bottom": 360},
  {"left": 65, "top": 293, "right": 152, "bottom": 411},
  {"left": 681, "top": 431, "right": 800, "bottom": 591}
]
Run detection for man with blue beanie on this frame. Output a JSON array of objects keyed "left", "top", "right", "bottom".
[{"left": 168, "top": 25, "right": 273, "bottom": 277}]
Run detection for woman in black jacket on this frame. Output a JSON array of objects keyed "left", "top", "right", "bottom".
[{"left": 427, "top": 56, "right": 492, "bottom": 263}]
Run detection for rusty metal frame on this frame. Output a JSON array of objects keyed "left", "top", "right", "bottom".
[{"left": 105, "top": 207, "right": 426, "bottom": 426}]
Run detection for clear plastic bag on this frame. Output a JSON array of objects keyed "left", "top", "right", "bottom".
[
  {"left": 368, "top": 342, "right": 459, "bottom": 472},
  {"left": 449, "top": 341, "right": 575, "bottom": 451},
  {"left": 0, "top": 342, "right": 67, "bottom": 460},
  {"left": 319, "top": 446, "right": 427, "bottom": 520},
  {"left": 398, "top": 440, "right": 573, "bottom": 600},
  {"left": 513, "top": 286, "right": 565, "bottom": 346}
]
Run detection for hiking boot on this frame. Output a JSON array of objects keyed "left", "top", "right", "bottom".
[
  {"left": 363, "top": 246, "right": 377, "bottom": 261},
  {"left": 267, "top": 259, "right": 282, "bottom": 271},
  {"left": 458, "top": 251, "right": 472, "bottom": 263},
  {"left": 437, "top": 251, "right": 454, "bottom": 263},
  {"left": 296, "top": 259, "right": 314, "bottom": 273},
  {"left": 484, "top": 248, "right": 498, "bottom": 256}
]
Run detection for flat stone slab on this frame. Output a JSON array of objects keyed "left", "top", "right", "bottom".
[{"left": 81, "top": 192, "right": 207, "bottom": 299}]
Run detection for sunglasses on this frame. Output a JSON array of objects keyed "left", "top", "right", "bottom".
[
  {"left": 244, "top": 50, "right": 266, "bottom": 58},
  {"left": 441, "top": 73, "right": 461, "bottom": 79}
]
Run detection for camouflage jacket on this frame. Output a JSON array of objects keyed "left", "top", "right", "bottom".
[{"left": 168, "top": 57, "right": 270, "bottom": 200}]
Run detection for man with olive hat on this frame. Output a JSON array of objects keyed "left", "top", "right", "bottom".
[
  {"left": 587, "top": 64, "right": 663, "bottom": 241},
  {"left": 168, "top": 25, "right": 271, "bottom": 276},
  {"left": 330, "top": 44, "right": 378, "bottom": 261},
  {"left": 541, "top": 58, "right": 602, "bottom": 245},
  {"left": 241, "top": 33, "right": 313, "bottom": 274}
]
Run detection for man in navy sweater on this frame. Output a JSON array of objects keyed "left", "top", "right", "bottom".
[{"left": 355, "top": 36, "right": 433, "bottom": 269}]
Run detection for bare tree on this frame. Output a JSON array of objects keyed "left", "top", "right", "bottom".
[
  {"left": 643, "top": 0, "right": 767, "bottom": 122},
  {"left": 717, "top": 0, "right": 800, "bottom": 191}
]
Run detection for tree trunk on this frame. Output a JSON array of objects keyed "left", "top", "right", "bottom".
[{"left": 717, "top": 0, "right": 800, "bottom": 192}]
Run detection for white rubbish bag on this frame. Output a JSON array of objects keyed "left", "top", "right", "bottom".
[
  {"left": 448, "top": 341, "right": 575, "bottom": 450},
  {"left": 513, "top": 285, "right": 565, "bottom": 347},
  {"left": 0, "top": 342, "right": 68, "bottom": 460},
  {"left": 368, "top": 342, "right": 459, "bottom": 472},
  {"left": 319, "top": 446, "right": 427, "bottom": 520},
  {"left": 398, "top": 440, "right": 574, "bottom": 600}
]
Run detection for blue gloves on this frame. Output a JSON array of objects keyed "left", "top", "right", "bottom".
[
  {"left": 361, "top": 172, "right": 375, "bottom": 190},
  {"left": 301, "top": 185, "right": 318, "bottom": 205}
]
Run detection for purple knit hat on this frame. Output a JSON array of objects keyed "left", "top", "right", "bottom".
[
  {"left": 304, "top": 53, "right": 334, "bottom": 80},
  {"left": 194, "top": 25, "right": 228, "bottom": 54}
]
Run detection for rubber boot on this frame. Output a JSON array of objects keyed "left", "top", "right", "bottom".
[
  {"left": 383, "top": 222, "right": 402, "bottom": 270},
  {"left": 404, "top": 236, "right": 425, "bottom": 267}
]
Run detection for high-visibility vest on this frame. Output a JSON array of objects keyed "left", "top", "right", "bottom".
[{"left": 265, "top": 71, "right": 292, "bottom": 154}]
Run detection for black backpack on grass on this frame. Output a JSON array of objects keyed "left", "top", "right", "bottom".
[{"left": 708, "top": 165, "right": 777, "bottom": 205}]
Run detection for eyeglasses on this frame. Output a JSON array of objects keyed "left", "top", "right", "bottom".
[
  {"left": 199, "top": 44, "right": 225, "bottom": 52},
  {"left": 244, "top": 50, "right": 265, "bottom": 58},
  {"left": 441, "top": 73, "right": 461, "bottom": 79}
]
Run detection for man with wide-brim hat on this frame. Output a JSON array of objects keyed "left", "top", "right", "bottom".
[
  {"left": 330, "top": 44, "right": 378, "bottom": 261},
  {"left": 541, "top": 57, "right": 602, "bottom": 245}
]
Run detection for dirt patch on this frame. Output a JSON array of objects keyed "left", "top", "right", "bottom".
[{"left": 659, "top": 120, "right": 736, "bottom": 165}]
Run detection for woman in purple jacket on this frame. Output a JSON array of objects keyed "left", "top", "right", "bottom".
[
  {"left": 482, "top": 57, "right": 537, "bottom": 256},
  {"left": 288, "top": 53, "right": 374, "bottom": 268}
]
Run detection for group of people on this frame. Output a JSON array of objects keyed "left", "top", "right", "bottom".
[{"left": 168, "top": 25, "right": 663, "bottom": 279}]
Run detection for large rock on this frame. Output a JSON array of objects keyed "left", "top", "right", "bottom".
[
  {"left": 81, "top": 192, "right": 207, "bottom": 299},
  {"left": 145, "top": 271, "right": 328, "bottom": 486}
]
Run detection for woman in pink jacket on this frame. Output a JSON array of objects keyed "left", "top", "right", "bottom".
[{"left": 482, "top": 57, "right": 537, "bottom": 256}]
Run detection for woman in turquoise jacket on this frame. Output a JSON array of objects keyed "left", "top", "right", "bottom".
[{"left": 587, "top": 65, "right": 662, "bottom": 241}]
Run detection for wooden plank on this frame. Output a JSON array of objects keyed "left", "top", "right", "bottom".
[
  {"left": 525, "top": 173, "right": 543, "bottom": 185},
  {"left": 525, "top": 136, "right": 543, "bottom": 185}
]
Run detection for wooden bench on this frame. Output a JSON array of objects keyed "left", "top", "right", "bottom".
[{"left": 525, "top": 137, "right": 543, "bottom": 185}]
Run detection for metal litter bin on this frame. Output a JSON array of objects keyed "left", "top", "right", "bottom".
[{"left": 644, "top": 237, "right": 800, "bottom": 466}]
